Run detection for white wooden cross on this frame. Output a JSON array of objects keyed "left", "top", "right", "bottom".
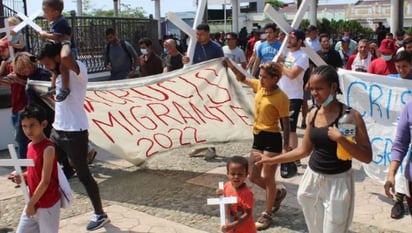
[
  {"left": 12, "top": 10, "right": 43, "bottom": 34},
  {"left": 0, "top": 19, "right": 15, "bottom": 59},
  {"left": 166, "top": 0, "right": 207, "bottom": 67},
  {"left": 207, "top": 181, "right": 237, "bottom": 226},
  {"left": 264, "top": 1, "right": 326, "bottom": 66},
  {"left": 0, "top": 144, "right": 34, "bottom": 203}
]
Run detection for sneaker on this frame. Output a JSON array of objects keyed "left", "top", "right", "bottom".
[
  {"left": 87, "top": 148, "right": 97, "bottom": 164},
  {"left": 391, "top": 202, "right": 405, "bottom": 219},
  {"left": 86, "top": 213, "right": 110, "bottom": 231},
  {"left": 55, "top": 87, "right": 71, "bottom": 102},
  {"left": 204, "top": 147, "right": 216, "bottom": 160},
  {"left": 189, "top": 147, "right": 208, "bottom": 157},
  {"left": 255, "top": 212, "right": 273, "bottom": 230},
  {"left": 272, "top": 187, "right": 287, "bottom": 213}
]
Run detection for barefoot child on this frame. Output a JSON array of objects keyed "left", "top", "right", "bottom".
[
  {"left": 39, "top": 0, "right": 79, "bottom": 102},
  {"left": 216, "top": 156, "right": 257, "bottom": 233},
  {"left": 9, "top": 104, "right": 60, "bottom": 233}
]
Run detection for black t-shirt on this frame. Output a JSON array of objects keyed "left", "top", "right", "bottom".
[
  {"left": 308, "top": 104, "right": 352, "bottom": 174},
  {"left": 165, "top": 53, "right": 183, "bottom": 72},
  {"left": 317, "top": 49, "right": 343, "bottom": 69}
]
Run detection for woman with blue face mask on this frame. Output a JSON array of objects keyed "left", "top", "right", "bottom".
[{"left": 255, "top": 65, "right": 373, "bottom": 233}]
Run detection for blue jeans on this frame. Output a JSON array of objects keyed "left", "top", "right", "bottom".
[{"left": 11, "top": 112, "right": 30, "bottom": 159}]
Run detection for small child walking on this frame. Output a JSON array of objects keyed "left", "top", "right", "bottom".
[
  {"left": 39, "top": 0, "right": 79, "bottom": 102},
  {"left": 216, "top": 156, "right": 257, "bottom": 233},
  {"left": 9, "top": 104, "right": 60, "bottom": 233}
]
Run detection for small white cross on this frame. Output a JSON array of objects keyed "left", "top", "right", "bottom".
[
  {"left": 166, "top": 0, "right": 207, "bottom": 66},
  {"left": 207, "top": 181, "right": 238, "bottom": 226},
  {"left": 12, "top": 10, "right": 43, "bottom": 34},
  {"left": 264, "top": 1, "right": 326, "bottom": 66},
  {"left": 0, "top": 144, "right": 34, "bottom": 203}
]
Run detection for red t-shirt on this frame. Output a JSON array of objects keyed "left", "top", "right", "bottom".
[
  {"left": 367, "top": 58, "right": 397, "bottom": 75},
  {"left": 26, "top": 138, "right": 60, "bottom": 208},
  {"left": 224, "top": 182, "right": 257, "bottom": 233},
  {"left": 6, "top": 63, "right": 27, "bottom": 113}
]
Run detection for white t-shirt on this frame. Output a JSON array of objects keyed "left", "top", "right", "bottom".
[
  {"left": 278, "top": 49, "right": 309, "bottom": 99},
  {"left": 222, "top": 46, "right": 246, "bottom": 64},
  {"left": 53, "top": 61, "right": 89, "bottom": 131}
]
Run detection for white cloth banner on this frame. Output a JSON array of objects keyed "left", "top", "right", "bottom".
[
  {"left": 30, "top": 58, "right": 254, "bottom": 165},
  {"left": 338, "top": 69, "right": 412, "bottom": 184}
]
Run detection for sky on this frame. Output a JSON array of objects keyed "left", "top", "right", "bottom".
[{"left": 26, "top": 0, "right": 222, "bottom": 17}]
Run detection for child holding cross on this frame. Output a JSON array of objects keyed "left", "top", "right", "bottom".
[
  {"left": 216, "top": 156, "right": 256, "bottom": 233},
  {"left": 9, "top": 104, "right": 61, "bottom": 233},
  {"left": 39, "top": 0, "right": 79, "bottom": 102}
]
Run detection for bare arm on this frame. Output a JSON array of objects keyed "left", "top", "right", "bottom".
[
  {"left": 282, "top": 64, "right": 305, "bottom": 80},
  {"left": 226, "top": 58, "right": 253, "bottom": 86},
  {"left": 251, "top": 56, "right": 261, "bottom": 77},
  {"left": 384, "top": 160, "right": 401, "bottom": 199},
  {"left": 222, "top": 207, "right": 253, "bottom": 232}
]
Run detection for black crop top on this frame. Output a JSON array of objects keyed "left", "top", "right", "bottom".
[{"left": 308, "top": 103, "right": 352, "bottom": 174}]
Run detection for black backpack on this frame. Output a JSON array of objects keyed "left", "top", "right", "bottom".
[{"left": 106, "top": 40, "right": 133, "bottom": 64}]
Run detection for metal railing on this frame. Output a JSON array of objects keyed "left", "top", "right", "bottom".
[{"left": 1, "top": 15, "right": 159, "bottom": 73}]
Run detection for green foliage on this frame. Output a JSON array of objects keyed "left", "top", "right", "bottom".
[
  {"left": 265, "top": 0, "right": 286, "bottom": 10},
  {"left": 300, "top": 18, "right": 375, "bottom": 40},
  {"left": 70, "top": 0, "right": 146, "bottom": 17}
]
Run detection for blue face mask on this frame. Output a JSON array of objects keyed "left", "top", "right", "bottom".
[
  {"left": 322, "top": 94, "right": 334, "bottom": 107},
  {"left": 140, "top": 48, "right": 148, "bottom": 55},
  {"left": 163, "top": 48, "right": 168, "bottom": 55}
]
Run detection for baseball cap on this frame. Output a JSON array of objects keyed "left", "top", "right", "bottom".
[
  {"left": 290, "top": 29, "right": 305, "bottom": 41},
  {"left": 341, "top": 37, "right": 350, "bottom": 43},
  {"left": 378, "top": 38, "right": 396, "bottom": 54}
]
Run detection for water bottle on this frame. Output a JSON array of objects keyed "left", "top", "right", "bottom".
[{"left": 337, "top": 107, "right": 356, "bottom": 160}]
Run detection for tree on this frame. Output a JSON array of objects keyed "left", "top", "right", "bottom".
[
  {"left": 70, "top": 0, "right": 146, "bottom": 17},
  {"left": 265, "top": 0, "right": 286, "bottom": 10}
]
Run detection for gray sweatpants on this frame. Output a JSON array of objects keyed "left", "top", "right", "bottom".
[
  {"left": 16, "top": 200, "right": 60, "bottom": 233},
  {"left": 297, "top": 167, "right": 354, "bottom": 233}
]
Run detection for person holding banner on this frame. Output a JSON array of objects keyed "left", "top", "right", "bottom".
[
  {"left": 384, "top": 98, "right": 412, "bottom": 220},
  {"left": 226, "top": 59, "right": 290, "bottom": 230},
  {"left": 255, "top": 65, "right": 372, "bottom": 233},
  {"left": 183, "top": 23, "right": 224, "bottom": 160}
]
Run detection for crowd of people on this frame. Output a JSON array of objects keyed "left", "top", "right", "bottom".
[{"left": 1, "top": 0, "right": 412, "bottom": 231}]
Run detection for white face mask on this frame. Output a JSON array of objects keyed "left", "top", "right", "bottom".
[
  {"left": 382, "top": 54, "right": 392, "bottom": 61},
  {"left": 140, "top": 48, "right": 148, "bottom": 55},
  {"left": 260, "top": 34, "right": 266, "bottom": 40}
]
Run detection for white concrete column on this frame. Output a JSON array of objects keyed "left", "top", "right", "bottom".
[
  {"left": 390, "top": 0, "right": 399, "bottom": 34},
  {"left": 77, "top": 0, "right": 82, "bottom": 16},
  {"left": 309, "top": 0, "right": 317, "bottom": 25},
  {"left": 231, "top": 0, "right": 239, "bottom": 33},
  {"left": 113, "top": 0, "right": 119, "bottom": 17},
  {"left": 154, "top": 0, "right": 161, "bottom": 38}
]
